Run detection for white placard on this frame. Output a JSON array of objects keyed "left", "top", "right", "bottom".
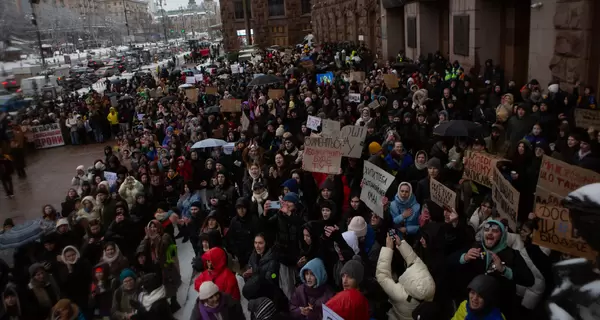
[
  {"left": 194, "top": 74, "right": 204, "bottom": 82},
  {"left": 340, "top": 125, "right": 367, "bottom": 158},
  {"left": 349, "top": 93, "right": 361, "bottom": 103},
  {"left": 321, "top": 119, "right": 340, "bottom": 137},
  {"left": 231, "top": 64, "right": 240, "bottom": 74},
  {"left": 185, "top": 76, "right": 196, "bottom": 84},
  {"left": 361, "top": 161, "right": 394, "bottom": 218},
  {"left": 307, "top": 115, "right": 321, "bottom": 131},
  {"left": 323, "top": 304, "right": 344, "bottom": 320},
  {"left": 104, "top": 171, "right": 118, "bottom": 187}
]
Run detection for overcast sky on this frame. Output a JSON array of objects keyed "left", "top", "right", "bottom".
[{"left": 162, "top": 0, "right": 217, "bottom": 10}]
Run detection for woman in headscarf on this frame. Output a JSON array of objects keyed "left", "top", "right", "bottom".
[
  {"left": 22, "top": 263, "right": 61, "bottom": 320},
  {"left": 390, "top": 182, "right": 421, "bottom": 242},
  {"left": 136, "top": 220, "right": 182, "bottom": 312},
  {"left": 405, "top": 150, "right": 428, "bottom": 190},
  {"left": 97, "top": 242, "right": 129, "bottom": 282},
  {"left": 56, "top": 246, "right": 92, "bottom": 317},
  {"left": 242, "top": 163, "right": 268, "bottom": 199}
]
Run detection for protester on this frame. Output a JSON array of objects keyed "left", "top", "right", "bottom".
[{"left": 2, "top": 43, "right": 598, "bottom": 320}]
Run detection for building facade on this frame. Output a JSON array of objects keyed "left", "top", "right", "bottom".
[
  {"left": 220, "top": 0, "right": 312, "bottom": 51},
  {"left": 310, "top": 0, "right": 599, "bottom": 94},
  {"left": 312, "top": 0, "right": 382, "bottom": 59}
]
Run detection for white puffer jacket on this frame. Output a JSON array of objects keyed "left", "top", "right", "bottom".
[
  {"left": 505, "top": 234, "right": 548, "bottom": 310},
  {"left": 376, "top": 240, "right": 436, "bottom": 320}
]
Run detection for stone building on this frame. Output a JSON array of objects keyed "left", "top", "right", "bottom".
[
  {"left": 220, "top": 0, "right": 312, "bottom": 51},
  {"left": 312, "top": 0, "right": 600, "bottom": 93},
  {"left": 312, "top": 0, "right": 382, "bottom": 59}
]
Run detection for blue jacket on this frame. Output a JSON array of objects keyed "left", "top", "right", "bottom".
[
  {"left": 389, "top": 184, "right": 421, "bottom": 235},
  {"left": 384, "top": 152, "right": 414, "bottom": 173}
]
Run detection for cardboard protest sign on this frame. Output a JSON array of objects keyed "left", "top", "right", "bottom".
[
  {"left": 340, "top": 125, "right": 367, "bottom": 158},
  {"left": 300, "top": 60, "right": 315, "bottom": 70},
  {"left": 205, "top": 86, "right": 218, "bottom": 95},
  {"left": 185, "top": 88, "right": 199, "bottom": 103},
  {"left": 463, "top": 151, "right": 503, "bottom": 188},
  {"left": 349, "top": 71, "right": 365, "bottom": 83},
  {"left": 368, "top": 100, "right": 380, "bottom": 109},
  {"left": 321, "top": 119, "right": 340, "bottom": 137},
  {"left": 361, "top": 161, "right": 395, "bottom": 218},
  {"left": 349, "top": 93, "right": 361, "bottom": 103},
  {"left": 430, "top": 178, "right": 457, "bottom": 209},
  {"left": 536, "top": 155, "right": 600, "bottom": 197},
  {"left": 383, "top": 74, "right": 399, "bottom": 88},
  {"left": 268, "top": 89, "right": 285, "bottom": 100},
  {"left": 241, "top": 112, "right": 250, "bottom": 130},
  {"left": 230, "top": 64, "right": 240, "bottom": 74},
  {"left": 532, "top": 204, "right": 598, "bottom": 260},
  {"left": 302, "top": 136, "right": 343, "bottom": 174},
  {"left": 306, "top": 115, "right": 321, "bottom": 131},
  {"left": 492, "top": 167, "right": 519, "bottom": 230},
  {"left": 322, "top": 305, "right": 344, "bottom": 320},
  {"left": 574, "top": 109, "right": 600, "bottom": 129},
  {"left": 220, "top": 99, "right": 241, "bottom": 113}
]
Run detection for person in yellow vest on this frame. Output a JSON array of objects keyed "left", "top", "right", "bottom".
[
  {"left": 452, "top": 275, "right": 506, "bottom": 320},
  {"left": 107, "top": 107, "right": 120, "bottom": 139}
]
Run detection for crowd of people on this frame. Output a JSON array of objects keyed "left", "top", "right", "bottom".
[{"left": 0, "top": 41, "right": 598, "bottom": 320}]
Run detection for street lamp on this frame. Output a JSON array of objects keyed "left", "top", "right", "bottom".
[
  {"left": 156, "top": 0, "right": 169, "bottom": 45},
  {"left": 28, "top": 0, "right": 46, "bottom": 69}
]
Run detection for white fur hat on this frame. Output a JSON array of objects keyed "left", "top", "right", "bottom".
[{"left": 198, "top": 281, "right": 219, "bottom": 300}]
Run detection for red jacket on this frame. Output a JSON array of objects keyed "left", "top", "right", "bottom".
[
  {"left": 176, "top": 157, "right": 193, "bottom": 182},
  {"left": 325, "top": 289, "right": 369, "bottom": 320},
  {"left": 193, "top": 247, "right": 240, "bottom": 300}
]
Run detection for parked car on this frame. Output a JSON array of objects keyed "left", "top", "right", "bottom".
[
  {"left": 0, "top": 75, "right": 19, "bottom": 92},
  {"left": 95, "top": 66, "right": 119, "bottom": 77},
  {"left": 0, "top": 93, "right": 31, "bottom": 113},
  {"left": 87, "top": 60, "right": 105, "bottom": 70}
]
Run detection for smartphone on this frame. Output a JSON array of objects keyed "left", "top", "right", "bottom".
[
  {"left": 388, "top": 229, "right": 396, "bottom": 239},
  {"left": 270, "top": 201, "right": 281, "bottom": 209}
]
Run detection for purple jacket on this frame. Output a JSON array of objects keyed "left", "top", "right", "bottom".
[{"left": 289, "top": 283, "right": 335, "bottom": 320}]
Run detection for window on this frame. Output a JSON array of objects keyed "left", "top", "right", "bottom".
[
  {"left": 301, "top": 0, "right": 310, "bottom": 14},
  {"left": 268, "top": 0, "right": 284, "bottom": 17},
  {"left": 453, "top": 15, "right": 470, "bottom": 56},
  {"left": 233, "top": 0, "right": 251, "bottom": 20}
]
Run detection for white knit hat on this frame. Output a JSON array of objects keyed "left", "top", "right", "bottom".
[
  {"left": 56, "top": 218, "right": 69, "bottom": 229},
  {"left": 348, "top": 216, "right": 368, "bottom": 238},
  {"left": 198, "top": 281, "right": 219, "bottom": 300}
]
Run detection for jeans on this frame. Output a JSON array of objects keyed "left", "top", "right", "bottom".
[
  {"left": 94, "top": 129, "right": 104, "bottom": 143},
  {"left": 70, "top": 131, "right": 79, "bottom": 145}
]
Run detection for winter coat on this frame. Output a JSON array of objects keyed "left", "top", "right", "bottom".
[
  {"left": 189, "top": 293, "right": 244, "bottom": 320},
  {"left": 247, "top": 247, "right": 280, "bottom": 288},
  {"left": 136, "top": 233, "right": 181, "bottom": 297},
  {"left": 260, "top": 210, "right": 304, "bottom": 267},
  {"left": 118, "top": 179, "right": 144, "bottom": 209},
  {"left": 324, "top": 289, "right": 370, "bottom": 320},
  {"left": 105, "top": 218, "right": 140, "bottom": 260},
  {"left": 111, "top": 285, "right": 140, "bottom": 320},
  {"left": 290, "top": 258, "right": 335, "bottom": 320},
  {"left": 21, "top": 276, "right": 61, "bottom": 320},
  {"left": 132, "top": 297, "right": 173, "bottom": 320},
  {"left": 376, "top": 242, "right": 436, "bottom": 320},
  {"left": 384, "top": 152, "right": 414, "bottom": 175},
  {"left": 57, "top": 259, "right": 93, "bottom": 311},
  {"left": 193, "top": 247, "right": 240, "bottom": 300},
  {"left": 177, "top": 191, "right": 202, "bottom": 219},
  {"left": 451, "top": 300, "right": 506, "bottom": 320},
  {"left": 389, "top": 182, "right": 421, "bottom": 235},
  {"left": 453, "top": 220, "right": 535, "bottom": 318},
  {"left": 226, "top": 213, "right": 260, "bottom": 267}
]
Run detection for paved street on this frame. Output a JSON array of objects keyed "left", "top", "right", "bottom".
[{"left": 0, "top": 144, "right": 105, "bottom": 223}]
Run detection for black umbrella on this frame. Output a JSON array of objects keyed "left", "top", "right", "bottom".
[
  {"left": 433, "top": 120, "right": 481, "bottom": 137},
  {"left": 248, "top": 74, "right": 283, "bottom": 87},
  {"left": 205, "top": 105, "right": 220, "bottom": 114},
  {"left": 160, "top": 96, "right": 177, "bottom": 104}
]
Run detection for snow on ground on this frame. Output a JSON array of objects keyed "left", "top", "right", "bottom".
[{"left": 173, "top": 236, "right": 195, "bottom": 320}]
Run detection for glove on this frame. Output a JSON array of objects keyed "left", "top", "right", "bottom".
[{"left": 129, "top": 299, "right": 142, "bottom": 311}]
